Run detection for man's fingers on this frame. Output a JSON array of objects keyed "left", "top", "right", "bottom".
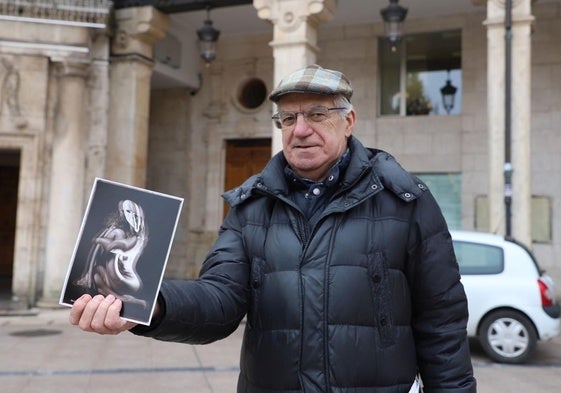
[
  {"left": 77, "top": 294, "right": 105, "bottom": 332},
  {"left": 69, "top": 294, "right": 92, "bottom": 326},
  {"left": 90, "top": 294, "right": 117, "bottom": 333},
  {"left": 106, "top": 299, "right": 137, "bottom": 332},
  {"left": 70, "top": 294, "right": 137, "bottom": 335}
]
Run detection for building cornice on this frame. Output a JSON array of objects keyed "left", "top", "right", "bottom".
[
  {"left": 0, "top": 0, "right": 112, "bottom": 28},
  {"left": 113, "top": 0, "right": 252, "bottom": 13}
]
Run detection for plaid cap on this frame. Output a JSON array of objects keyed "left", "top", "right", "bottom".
[{"left": 268, "top": 64, "right": 353, "bottom": 102}]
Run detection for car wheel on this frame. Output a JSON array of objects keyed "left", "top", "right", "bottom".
[{"left": 478, "top": 310, "right": 537, "bottom": 364}]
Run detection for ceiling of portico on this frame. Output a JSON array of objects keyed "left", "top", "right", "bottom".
[
  {"left": 164, "top": 0, "right": 559, "bottom": 36},
  {"left": 163, "top": 0, "right": 561, "bottom": 35},
  {"left": 169, "top": 0, "right": 485, "bottom": 36},
  {"left": 150, "top": 0, "right": 559, "bottom": 89}
]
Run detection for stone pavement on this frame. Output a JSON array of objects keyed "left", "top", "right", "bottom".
[
  {"left": 2, "top": 307, "right": 561, "bottom": 393},
  {"left": 0, "top": 308, "right": 242, "bottom": 393}
]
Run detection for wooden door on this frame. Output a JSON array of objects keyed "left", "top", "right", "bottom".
[
  {"left": 0, "top": 150, "right": 20, "bottom": 292},
  {"left": 224, "top": 138, "right": 271, "bottom": 218}
]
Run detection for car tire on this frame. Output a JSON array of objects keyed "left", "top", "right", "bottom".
[{"left": 478, "top": 309, "right": 537, "bottom": 364}]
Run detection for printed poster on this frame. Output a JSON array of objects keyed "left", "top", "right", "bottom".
[{"left": 60, "top": 178, "right": 183, "bottom": 325}]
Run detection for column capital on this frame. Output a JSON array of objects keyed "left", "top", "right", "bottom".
[
  {"left": 254, "top": 0, "right": 336, "bottom": 33},
  {"left": 112, "top": 6, "right": 169, "bottom": 60},
  {"left": 485, "top": 0, "right": 534, "bottom": 25}
]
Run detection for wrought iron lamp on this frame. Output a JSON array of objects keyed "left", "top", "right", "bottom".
[
  {"left": 440, "top": 71, "right": 458, "bottom": 114},
  {"left": 197, "top": 7, "right": 220, "bottom": 65},
  {"left": 380, "top": 0, "right": 408, "bottom": 43}
]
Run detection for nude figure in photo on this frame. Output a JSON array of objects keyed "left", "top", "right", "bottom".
[{"left": 75, "top": 199, "right": 149, "bottom": 307}]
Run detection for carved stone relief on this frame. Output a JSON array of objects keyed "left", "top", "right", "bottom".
[{"left": 0, "top": 57, "right": 27, "bottom": 129}]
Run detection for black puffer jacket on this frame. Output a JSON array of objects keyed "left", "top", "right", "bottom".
[{"left": 133, "top": 137, "right": 476, "bottom": 393}]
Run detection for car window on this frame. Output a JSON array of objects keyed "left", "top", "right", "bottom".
[{"left": 453, "top": 240, "right": 504, "bottom": 275}]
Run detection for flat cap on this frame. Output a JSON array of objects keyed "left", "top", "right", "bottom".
[{"left": 268, "top": 64, "right": 353, "bottom": 102}]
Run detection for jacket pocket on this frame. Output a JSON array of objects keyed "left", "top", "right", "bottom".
[
  {"left": 368, "top": 251, "right": 396, "bottom": 348},
  {"left": 248, "top": 256, "right": 264, "bottom": 329}
]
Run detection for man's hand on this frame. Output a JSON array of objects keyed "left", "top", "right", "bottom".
[{"left": 69, "top": 294, "right": 137, "bottom": 334}]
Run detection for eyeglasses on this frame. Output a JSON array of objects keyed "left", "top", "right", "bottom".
[{"left": 272, "top": 106, "right": 347, "bottom": 129}]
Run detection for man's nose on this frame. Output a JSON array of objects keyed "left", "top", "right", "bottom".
[{"left": 292, "top": 113, "right": 312, "bottom": 136}]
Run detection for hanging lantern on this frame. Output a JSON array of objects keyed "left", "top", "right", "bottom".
[
  {"left": 197, "top": 7, "right": 220, "bottom": 65},
  {"left": 440, "top": 72, "right": 458, "bottom": 114},
  {"left": 380, "top": 0, "right": 408, "bottom": 43}
]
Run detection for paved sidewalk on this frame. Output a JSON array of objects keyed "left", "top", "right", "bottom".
[
  {"left": 2, "top": 307, "right": 561, "bottom": 392},
  {"left": 0, "top": 308, "right": 242, "bottom": 393}
]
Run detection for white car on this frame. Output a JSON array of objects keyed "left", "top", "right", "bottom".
[{"left": 451, "top": 230, "right": 561, "bottom": 364}]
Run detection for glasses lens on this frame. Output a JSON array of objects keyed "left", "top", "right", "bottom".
[
  {"left": 280, "top": 112, "right": 297, "bottom": 127},
  {"left": 272, "top": 115, "right": 283, "bottom": 129},
  {"left": 273, "top": 106, "right": 337, "bottom": 129},
  {"left": 305, "top": 106, "right": 329, "bottom": 123}
]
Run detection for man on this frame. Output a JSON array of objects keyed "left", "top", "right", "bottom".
[{"left": 70, "top": 65, "right": 477, "bottom": 393}]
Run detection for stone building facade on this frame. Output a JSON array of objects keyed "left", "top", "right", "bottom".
[{"left": 0, "top": 0, "right": 560, "bottom": 308}]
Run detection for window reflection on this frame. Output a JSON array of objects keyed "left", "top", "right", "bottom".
[{"left": 380, "top": 30, "right": 462, "bottom": 116}]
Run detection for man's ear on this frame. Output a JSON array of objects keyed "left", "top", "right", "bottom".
[{"left": 344, "top": 109, "right": 356, "bottom": 137}]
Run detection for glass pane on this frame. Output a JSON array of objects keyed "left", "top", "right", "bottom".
[
  {"left": 416, "top": 173, "right": 462, "bottom": 230},
  {"left": 407, "top": 69, "right": 462, "bottom": 115},
  {"left": 379, "top": 38, "right": 402, "bottom": 115},
  {"left": 379, "top": 30, "right": 462, "bottom": 117},
  {"left": 453, "top": 241, "right": 504, "bottom": 275},
  {"left": 405, "top": 30, "right": 462, "bottom": 116}
]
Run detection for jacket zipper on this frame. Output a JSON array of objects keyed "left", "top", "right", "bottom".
[{"left": 257, "top": 181, "right": 377, "bottom": 391}]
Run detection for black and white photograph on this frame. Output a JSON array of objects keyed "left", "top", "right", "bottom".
[{"left": 60, "top": 178, "right": 183, "bottom": 325}]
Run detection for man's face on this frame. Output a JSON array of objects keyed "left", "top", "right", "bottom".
[{"left": 277, "top": 93, "right": 355, "bottom": 181}]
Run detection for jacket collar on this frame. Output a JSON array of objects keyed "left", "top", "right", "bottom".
[{"left": 222, "top": 136, "right": 425, "bottom": 208}]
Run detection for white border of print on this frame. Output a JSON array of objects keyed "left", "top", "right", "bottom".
[{"left": 59, "top": 177, "right": 183, "bottom": 326}]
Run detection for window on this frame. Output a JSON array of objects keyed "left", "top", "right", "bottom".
[
  {"left": 474, "top": 195, "right": 552, "bottom": 243},
  {"left": 452, "top": 241, "right": 504, "bottom": 275},
  {"left": 237, "top": 78, "right": 267, "bottom": 110},
  {"left": 415, "top": 173, "right": 461, "bottom": 230},
  {"left": 379, "top": 30, "right": 462, "bottom": 116}
]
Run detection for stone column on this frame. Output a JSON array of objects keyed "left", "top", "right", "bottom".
[
  {"left": 254, "top": 0, "right": 336, "bottom": 154},
  {"left": 485, "top": 0, "right": 533, "bottom": 246},
  {"left": 485, "top": 1, "right": 507, "bottom": 235},
  {"left": 85, "top": 32, "right": 111, "bottom": 193},
  {"left": 510, "top": 0, "right": 533, "bottom": 247},
  {"left": 38, "top": 60, "right": 89, "bottom": 306},
  {"left": 107, "top": 6, "right": 168, "bottom": 186}
]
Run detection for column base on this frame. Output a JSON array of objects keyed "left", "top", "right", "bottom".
[{"left": 36, "top": 294, "right": 66, "bottom": 309}]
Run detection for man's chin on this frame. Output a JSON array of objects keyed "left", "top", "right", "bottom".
[
  {"left": 292, "top": 148, "right": 322, "bottom": 161},
  {"left": 291, "top": 162, "right": 323, "bottom": 179}
]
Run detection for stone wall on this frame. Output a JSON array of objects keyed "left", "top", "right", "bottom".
[
  {"left": 147, "top": 88, "right": 191, "bottom": 278},
  {"left": 0, "top": 13, "right": 109, "bottom": 304}
]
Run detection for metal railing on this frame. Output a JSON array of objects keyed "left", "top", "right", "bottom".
[{"left": 0, "top": 0, "right": 112, "bottom": 28}]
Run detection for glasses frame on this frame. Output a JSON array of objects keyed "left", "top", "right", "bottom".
[{"left": 272, "top": 106, "right": 347, "bottom": 129}]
